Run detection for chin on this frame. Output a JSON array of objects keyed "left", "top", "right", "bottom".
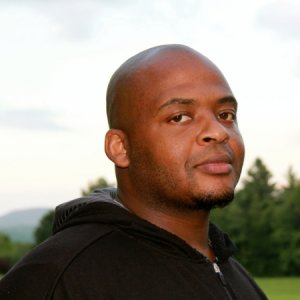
[
  {"left": 191, "top": 190, "right": 234, "bottom": 211},
  {"left": 196, "top": 176, "right": 238, "bottom": 195},
  {"left": 158, "top": 188, "right": 235, "bottom": 213},
  {"left": 187, "top": 181, "right": 236, "bottom": 211}
]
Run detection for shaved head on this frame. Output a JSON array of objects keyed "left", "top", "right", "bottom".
[
  {"left": 106, "top": 44, "right": 222, "bottom": 130},
  {"left": 105, "top": 44, "right": 244, "bottom": 214}
]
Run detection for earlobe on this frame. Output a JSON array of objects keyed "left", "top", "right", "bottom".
[{"left": 105, "top": 129, "right": 129, "bottom": 168}]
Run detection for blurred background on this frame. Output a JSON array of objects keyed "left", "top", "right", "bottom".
[
  {"left": 0, "top": 1, "right": 300, "bottom": 296},
  {"left": 0, "top": 0, "right": 299, "bottom": 216}
]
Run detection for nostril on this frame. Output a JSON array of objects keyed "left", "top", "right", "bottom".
[{"left": 203, "top": 137, "right": 212, "bottom": 142}]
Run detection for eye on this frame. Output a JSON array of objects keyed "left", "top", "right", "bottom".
[
  {"left": 169, "top": 114, "right": 192, "bottom": 123},
  {"left": 218, "top": 111, "right": 236, "bottom": 122}
]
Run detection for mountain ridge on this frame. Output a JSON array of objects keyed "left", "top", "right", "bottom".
[{"left": 0, "top": 207, "right": 51, "bottom": 242}]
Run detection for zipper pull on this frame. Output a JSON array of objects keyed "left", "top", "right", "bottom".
[
  {"left": 213, "top": 262, "right": 234, "bottom": 300},
  {"left": 213, "top": 262, "right": 227, "bottom": 286}
]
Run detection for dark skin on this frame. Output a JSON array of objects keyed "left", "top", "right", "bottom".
[{"left": 105, "top": 45, "right": 245, "bottom": 261}]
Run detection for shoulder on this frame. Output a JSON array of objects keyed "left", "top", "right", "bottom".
[{"left": 0, "top": 223, "right": 114, "bottom": 300}]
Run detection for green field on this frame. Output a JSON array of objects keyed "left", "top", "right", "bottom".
[{"left": 256, "top": 277, "right": 300, "bottom": 300}]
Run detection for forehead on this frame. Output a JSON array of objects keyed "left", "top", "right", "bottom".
[{"left": 132, "top": 51, "right": 233, "bottom": 112}]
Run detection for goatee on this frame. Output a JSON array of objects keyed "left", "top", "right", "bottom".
[
  {"left": 154, "top": 191, "right": 235, "bottom": 213},
  {"left": 191, "top": 191, "right": 234, "bottom": 211}
]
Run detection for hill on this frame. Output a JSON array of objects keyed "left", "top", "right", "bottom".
[{"left": 0, "top": 208, "right": 50, "bottom": 243}]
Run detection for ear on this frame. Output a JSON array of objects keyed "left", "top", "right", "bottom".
[{"left": 105, "top": 129, "right": 129, "bottom": 168}]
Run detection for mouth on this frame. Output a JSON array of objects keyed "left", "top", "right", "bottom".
[{"left": 194, "top": 154, "right": 233, "bottom": 175}]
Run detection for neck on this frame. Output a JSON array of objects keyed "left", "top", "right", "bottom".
[
  {"left": 144, "top": 208, "right": 215, "bottom": 261},
  {"left": 118, "top": 188, "right": 215, "bottom": 261}
]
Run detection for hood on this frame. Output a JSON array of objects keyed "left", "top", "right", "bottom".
[{"left": 53, "top": 188, "right": 236, "bottom": 262}]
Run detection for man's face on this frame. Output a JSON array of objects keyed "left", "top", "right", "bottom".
[{"left": 125, "top": 51, "right": 245, "bottom": 211}]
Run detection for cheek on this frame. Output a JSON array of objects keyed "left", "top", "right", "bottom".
[
  {"left": 130, "top": 126, "right": 191, "bottom": 173},
  {"left": 231, "top": 134, "right": 245, "bottom": 171},
  {"left": 156, "top": 135, "right": 191, "bottom": 167}
]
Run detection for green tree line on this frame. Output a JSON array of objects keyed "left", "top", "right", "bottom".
[
  {"left": 211, "top": 158, "right": 300, "bottom": 276},
  {"left": 1, "top": 159, "right": 299, "bottom": 276},
  {"left": 0, "top": 234, "right": 32, "bottom": 274}
]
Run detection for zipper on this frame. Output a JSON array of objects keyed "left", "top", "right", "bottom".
[{"left": 212, "top": 260, "right": 234, "bottom": 300}]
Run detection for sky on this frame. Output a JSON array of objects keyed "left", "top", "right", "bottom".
[{"left": 0, "top": 0, "right": 299, "bottom": 216}]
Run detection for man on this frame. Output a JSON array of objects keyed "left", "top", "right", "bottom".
[{"left": 0, "top": 45, "right": 267, "bottom": 299}]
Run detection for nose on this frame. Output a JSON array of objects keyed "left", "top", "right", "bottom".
[{"left": 196, "top": 115, "right": 229, "bottom": 145}]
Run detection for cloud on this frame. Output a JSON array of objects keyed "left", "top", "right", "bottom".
[
  {"left": 0, "top": 0, "right": 102, "bottom": 41},
  {"left": 0, "top": 108, "right": 67, "bottom": 131},
  {"left": 257, "top": 1, "right": 300, "bottom": 40},
  {"left": 0, "top": 0, "right": 132, "bottom": 41},
  {"left": 35, "top": 0, "right": 101, "bottom": 41},
  {"left": 0, "top": 0, "right": 202, "bottom": 42}
]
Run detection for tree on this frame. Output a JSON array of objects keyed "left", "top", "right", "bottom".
[
  {"left": 34, "top": 210, "right": 55, "bottom": 245},
  {"left": 212, "top": 158, "right": 277, "bottom": 275},
  {"left": 271, "top": 167, "right": 300, "bottom": 275},
  {"left": 0, "top": 233, "right": 32, "bottom": 274},
  {"left": 81, "top": 177, "right": 113, "bottom": 196}
]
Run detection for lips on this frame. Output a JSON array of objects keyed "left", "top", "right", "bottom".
[{"left": 194, "top": 154, "right": 233, "bottom": 175}]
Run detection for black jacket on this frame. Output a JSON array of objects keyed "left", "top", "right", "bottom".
[{"left": 0, "top": 188, "right": 267, "bottom": 299}]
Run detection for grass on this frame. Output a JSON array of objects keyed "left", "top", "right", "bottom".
[{"left": 255, "top": 277, "right": 300, "bottom": 300}]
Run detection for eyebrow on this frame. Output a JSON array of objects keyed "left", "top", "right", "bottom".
[
  {"left": 157, "top": 96, "right": 238, "bottom": 112},
  {"left": 158, "top": 98, "right": 196, "bottom": 111},
  {"left": 217, "top": 96, "right": 238, "bottom": 109}
]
